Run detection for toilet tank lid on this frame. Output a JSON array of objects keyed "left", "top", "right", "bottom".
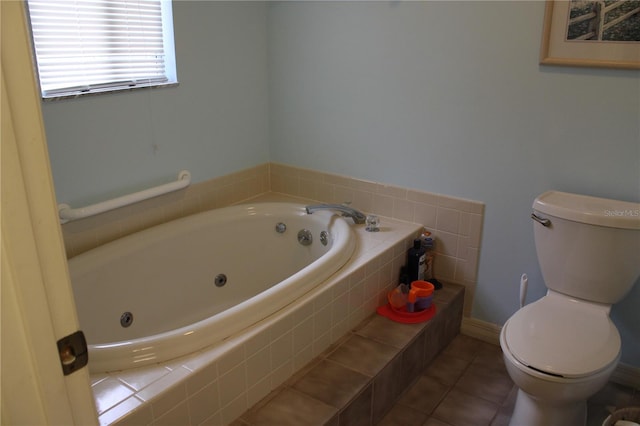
[{"left": 533, "top": 191, "right": 640, "bottom": 230}]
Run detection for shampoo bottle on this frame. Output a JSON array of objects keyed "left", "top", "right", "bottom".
[
  {"left": 420, "top": 230, "right": 435, "bottom": 280},
  {"left": 407, "top": 238, "right": 426, "bottom": 283}
]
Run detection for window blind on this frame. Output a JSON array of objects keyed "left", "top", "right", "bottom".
[{"left": 27, "top": 0, "right": 176, "bottom": 98}]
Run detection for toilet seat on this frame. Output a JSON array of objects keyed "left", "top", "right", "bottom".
[{"left": 503, "top": 292, "right": 620, "bottom": 379}]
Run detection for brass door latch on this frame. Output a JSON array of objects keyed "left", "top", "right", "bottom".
[{"left": 57, "top": 330, "right": 88, "bottom": 375}]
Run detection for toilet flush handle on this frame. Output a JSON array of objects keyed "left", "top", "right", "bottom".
[{"left": 531, "top": 212, "right": 551, "bottom": 227}]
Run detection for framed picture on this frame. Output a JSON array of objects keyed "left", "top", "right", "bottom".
[{"left": 540, "top": 0, "right": 640, "bottom": 69}]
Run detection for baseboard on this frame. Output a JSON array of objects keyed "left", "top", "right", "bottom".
[
  {"left": 460, "top": 317, "right": 502, "bottom": 346},
  {"left": 461, "top": 317, "right": 640, "bottom": 389},
  {"left": 611, "top": 362, "right": 640, "bottom": 389}
]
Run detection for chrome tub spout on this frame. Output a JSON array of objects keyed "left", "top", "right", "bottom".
[{"left": 305, "top": 204, "right": 367, "bottom": 224}]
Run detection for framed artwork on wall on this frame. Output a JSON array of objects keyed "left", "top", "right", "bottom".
[{"left": 540, "top": 0, "right": 640, "bottom": 69}]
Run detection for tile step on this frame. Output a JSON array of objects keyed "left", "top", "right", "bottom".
[{"left": 236, "top": 283, "right": 465, "bottom": 425}]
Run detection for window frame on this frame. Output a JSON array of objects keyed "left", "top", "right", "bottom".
[{"left": 25, "top": 0, "right": 178, "bottom": 100}]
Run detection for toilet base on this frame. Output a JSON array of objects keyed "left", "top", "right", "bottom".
[{"left": 509, "top": 389, "right": 587, "bottom": 426}]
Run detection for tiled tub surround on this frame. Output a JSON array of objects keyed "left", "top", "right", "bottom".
[
  {"left": 61, "top": 163, "right": 485, "bottom": 425},
  {"left": 269, "top": 163, "right": 484, "bottom": 317},
  {"left": 61, "top": 164, "right": 272, "bottom": 258},
  {"left": 92, "top": 210, "right": 424, "bottom": 425},
  {"left": 236, "top": 283, "right": 465, "bottom": 425},
  {"left": 62, "top": 162, "right": 484, "bottom": 316}
]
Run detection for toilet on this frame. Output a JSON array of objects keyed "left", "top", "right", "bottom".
[{"left": 500, "top": 191, "right": 640, "bottom": 426}]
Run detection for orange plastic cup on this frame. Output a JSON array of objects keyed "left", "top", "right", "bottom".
[
  {"left": 407, "top": 281, "right": 434, "bottom": 303},
  {"left": 407, "top": 281, "right": 434, "bottom": 312}
]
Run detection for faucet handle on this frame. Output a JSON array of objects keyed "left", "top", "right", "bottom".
[{"left": 365, "top": 215, "right": 380, "bottom": 232}]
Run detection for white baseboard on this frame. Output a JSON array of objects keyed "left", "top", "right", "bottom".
[
  {"left": 461, "top": 317, "right": 640, "bottom": 389},
  {"left": 610, "top": 362, "right": 640, "bottom": 389},
  {"left": 461, "top": 317, "right": 502, "bottom": 346}
]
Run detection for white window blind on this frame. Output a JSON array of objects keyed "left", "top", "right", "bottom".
[{"left": 27, "top": 0, "right": 177, "bottom": 98}]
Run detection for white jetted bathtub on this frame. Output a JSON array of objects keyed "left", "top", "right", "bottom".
[{"left": 69, "top": 202, "right": 356, "bottom": 373}]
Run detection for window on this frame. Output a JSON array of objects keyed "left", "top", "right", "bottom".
[{"left": 26, "top": 0, "right": 177, "bottom": 99}]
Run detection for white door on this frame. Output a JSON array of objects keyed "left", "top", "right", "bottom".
[{"left": 1, "top": 1, "right": 97, "bottom": 424}]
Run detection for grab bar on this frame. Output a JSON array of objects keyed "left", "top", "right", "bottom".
[{"left": 58, "top": 170, "right": 191, "bottom": 223}]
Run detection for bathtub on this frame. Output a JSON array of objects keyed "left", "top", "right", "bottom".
[{"left": 69, "top": 202, "right": 356, "bottom": 373}]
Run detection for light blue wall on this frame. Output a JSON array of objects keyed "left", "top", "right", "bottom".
[
  {"left": 41, "top": 2, "right": 270, "bottom": 207},
  {"left": 40, "top": 1, "right": 640, "bottom": 365},
  {"left": 267, "top": 1, "right": 640, "bottom": 365}
]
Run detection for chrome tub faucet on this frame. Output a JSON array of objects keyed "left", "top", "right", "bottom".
[{"left": 305, "top": 203, "right": 367, "bottom": 224}]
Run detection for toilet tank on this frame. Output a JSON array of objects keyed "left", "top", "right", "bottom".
[{"left": 532, "top": 191, "right": 640, "bottom": 304}]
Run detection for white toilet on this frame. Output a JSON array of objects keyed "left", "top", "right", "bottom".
[{"left": 500, "top": 191, "right": 640, "bottom": 426}]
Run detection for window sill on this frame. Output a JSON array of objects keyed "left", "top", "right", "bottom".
[{"left": 42, "top": 81, "right": 179, "bottom": 102}]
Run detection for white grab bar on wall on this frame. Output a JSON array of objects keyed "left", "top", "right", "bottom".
[{"left": 58, "top": 170, "right": 191, "bottom": 223}]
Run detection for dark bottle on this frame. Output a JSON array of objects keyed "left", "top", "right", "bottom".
[{"left": 407, "top": 238, "right": 426, "bottom": 283}]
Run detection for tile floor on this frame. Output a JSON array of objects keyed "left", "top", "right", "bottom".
[{"left": 379, "top": 334, "right": 640, "bottom": 426}]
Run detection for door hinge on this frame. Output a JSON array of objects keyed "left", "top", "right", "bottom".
[{"left": 57, "top": 330, "right": 88, "bottom": 376}]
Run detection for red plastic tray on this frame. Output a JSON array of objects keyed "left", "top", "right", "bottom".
[{"left": 376, "top": 303, "right": 436, "bottom": 324}]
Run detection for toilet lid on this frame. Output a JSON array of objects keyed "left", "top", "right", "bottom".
[{"left": 504, "top": 294, "right": 620, "bottom": 378}]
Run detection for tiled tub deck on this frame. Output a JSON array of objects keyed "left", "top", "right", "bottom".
[
  {"left": 93, "top": 208, "right": 432, "bottom": 425},
  {"left": 234, "top": 283, "right": 465, "bottom": 425},
  {"left": 85, "top": 190, "right": 477, "bottom": 425}
]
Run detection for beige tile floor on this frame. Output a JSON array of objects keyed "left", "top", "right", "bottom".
[{"left": 379, "top": 335, "right": 639, "bottom": 426}]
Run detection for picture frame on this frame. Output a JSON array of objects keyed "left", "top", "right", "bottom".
[{"left": 540, "top": 0, "right": 640, "bottom": 69}]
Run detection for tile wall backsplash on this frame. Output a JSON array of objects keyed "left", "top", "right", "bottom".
[
  {"left": 61, "top": 164, "right": 270, "bottom": 258},
  {"left": 269, "top": 163, "right": 484, "bottom": 316},
  {"left": 62, "top": 162, "right": 484, "bottom": 315}
]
